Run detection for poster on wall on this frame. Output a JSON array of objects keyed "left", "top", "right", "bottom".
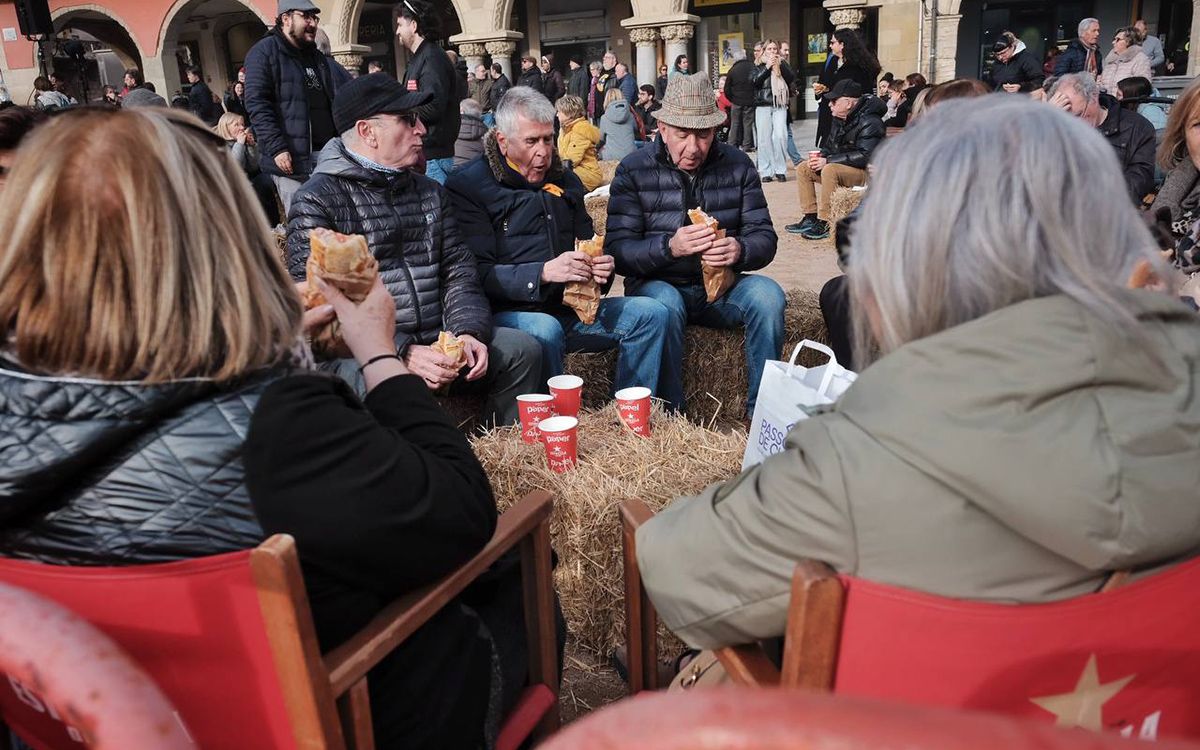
[
  {"left": 807, "top": 32, "right": 828, "bottom": 64},
  {"left": 719, "top": 32, "right": 745, "bottom": 74}
]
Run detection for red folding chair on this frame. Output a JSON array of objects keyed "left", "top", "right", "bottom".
[
  {"left": 623, "top": 497, "right": 1200, "bottom": 740},
  {"left": 0, "top": 490, "right": 559, "bottom": 749},
  {"left": 541, "top": 688, "right": 1200, "bottom": 750}
]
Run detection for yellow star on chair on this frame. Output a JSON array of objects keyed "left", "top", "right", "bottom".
[{"left": 1029, "top": 654, "right": 1136, "bottom": 731}]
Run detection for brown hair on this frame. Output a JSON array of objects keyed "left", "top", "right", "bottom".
[
  {"left": 1158, "top": 77, "right": 1200, "bottom": 170},
  {"left": 924, "top": 78, "right": 991, "bottom": 108},
  {"left": 0, "top": 108, "right": 302, "bottom": 383}
]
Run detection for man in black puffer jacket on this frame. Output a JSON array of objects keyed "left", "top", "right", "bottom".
[
  {"left": 790, "top": 80, "right": 885, "bottom": 240},
  {"left": 606, "top": 73, "right": 784, "bottom": 416},
  {"left": 244, "top": 0, "right": 351, "bottom": 213},
  {"left": 447, "top": 87, "right": 672, "bottom": 399},
  {"left": 986, "top": 33, "right": 1045, "bottom": 93},
  {"left": 724, "top": 49, "right": 756, "bottom": 151},
  {"left": 287, "top": 74, "right": 541, "bottom": 425},
  {"left": 395, "top": 0, "right": 460, "bottom": 184}
]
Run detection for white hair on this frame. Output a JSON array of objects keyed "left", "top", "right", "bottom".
[
  {"left": 849, "top": 95, "right": 1165, "bottom": 366},
  {"left": 495, "top": 86, "right": 555, "bottom": 137},
  {"left": 460, "top": 97, "right": 482, "bottom": 116},
  {"left": 1050, "top": 72, "right": 1100, "bottom": 102},
  {"left": 1078, "top": 17, "right": 1099, "bottom": 37}
]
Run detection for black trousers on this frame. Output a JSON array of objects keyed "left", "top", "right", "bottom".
[
  {"left": 729, "top": 104, "right": 756, "bottom": 149},
  {"left": 819, "top": 275, "right": 854, "bottom": 370}
]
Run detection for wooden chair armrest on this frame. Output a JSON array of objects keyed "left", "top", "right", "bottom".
[
  {"left": 324, "top": 490, "right": 555, "bottom": 695},
  {"left": 714, "top": 645, "right": 781, "bottom": 686},
  {"left": 780, "top": 560, "right": 844, "bottom": 690},
  {"left": 620, "top": 498, "right": 659, "bottom": 694}
]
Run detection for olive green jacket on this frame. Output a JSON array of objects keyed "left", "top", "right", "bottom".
[{"left": 638, "top": 292, "right": 1200, "bottom": 649}]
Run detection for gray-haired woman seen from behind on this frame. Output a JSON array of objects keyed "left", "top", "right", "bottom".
[{"left": 635, "top": 95, "right": 1200, "bottom": 650}]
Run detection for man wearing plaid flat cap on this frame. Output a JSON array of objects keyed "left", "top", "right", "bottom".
[{"left": 605, "top": 73, "right": 785, "bottom": 417}]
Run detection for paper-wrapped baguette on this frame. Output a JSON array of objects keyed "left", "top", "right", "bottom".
[
  {"left": 430, "top": 330, "right": 468, "bottom": 369},
  {"left": 688, "top": 208, "right": 735, "bottom": 302},
  {"left": 303, "top": 228, "right": 379, "bottom": 358},
  {"left": 564, "top": 235, "right": 605, "bottom": 325}
]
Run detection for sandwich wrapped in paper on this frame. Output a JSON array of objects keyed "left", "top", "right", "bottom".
[
  {"left": 689, "top": 208, "right": 735, "bottom": 302},
  {"left": 430, "top": 330, "right": 468, "bottom": 369},
  {"left": 563, "top": 235, "right": 605, "bottom": 325},
  {"left": 303, "top": 228, "right": 379, "bottom": 359}
]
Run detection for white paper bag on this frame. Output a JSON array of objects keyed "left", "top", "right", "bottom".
[{"left": 741, "top": 340, "right": 858, "bottom": 470}]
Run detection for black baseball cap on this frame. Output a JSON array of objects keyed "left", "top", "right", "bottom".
[
  {"left": 332, "top": 73, "right": 432, "bottom": 134},
  {"left": 823, "top": 79, "right": 864, "bottom": 101}
]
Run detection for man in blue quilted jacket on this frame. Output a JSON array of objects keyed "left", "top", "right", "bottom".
[
  {"left": 606, "top": 73, "right": 785, "bottom": 416},
  {"left": 286, "top": 74, "right": 541, "bottom": 426}
]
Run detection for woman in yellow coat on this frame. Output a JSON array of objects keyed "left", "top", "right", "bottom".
[{"left": 555, "top": 95, "right": 603, "bottom": 191}]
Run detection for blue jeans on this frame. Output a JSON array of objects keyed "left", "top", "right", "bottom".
[
  {"left": 482, "top": 112, "right": 496, "bottom": 128},
  {"left": 625, "top": 274, "right": 785, "bottom": 416},
  {"left": 424, "top": 157, "right": 456, "bottom": 184},
  {"left": 786, "top": 121, "right": 802, "bottom": 165},
  {"left": 493, "top": 296, "right": 672, "bottom": 400}
]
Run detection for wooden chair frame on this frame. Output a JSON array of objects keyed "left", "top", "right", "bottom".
[
  {"left": 622, "top": 497, "right": 1131, "bottom": 693},
  {"left": 2, "top": 490, "right": 559, "bottom": 750},
  {"left": 621, "top": 497, "right": 842, "bottom": 692}
]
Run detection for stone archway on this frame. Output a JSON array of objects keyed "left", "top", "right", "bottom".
[
  {"left": 329, "top": 0, "right": 473, "bottom": 46},
  {"left": 157, "top": 0, "right": 269, "bottom": 101},
  {"left": 51, "top": 7, "right": 146, "bottom": 102}
]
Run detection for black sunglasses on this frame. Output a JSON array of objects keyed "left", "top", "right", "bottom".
[{"left": 372, "top": 112, "right": 420, "bottom": 128}]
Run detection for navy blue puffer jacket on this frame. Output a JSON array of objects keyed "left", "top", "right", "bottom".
[
  {"left": 605, "top": 139, "right": 778, "bottom": 287},
  {"left": 244, "top": 29, "right": 351, "bottom": 178},
  {"left": 445, "top": 131, "right": 596, "bottom": 315},
  {"left": 286, "top": 140, "right": 492, "bottom": 353}
]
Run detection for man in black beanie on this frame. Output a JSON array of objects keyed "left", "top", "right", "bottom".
[
  {"left": 566, "top": 52, "right": 589, "bottom": 101},
  {"left": 286, "top": 73, "right": 542, "bottom": 430}
]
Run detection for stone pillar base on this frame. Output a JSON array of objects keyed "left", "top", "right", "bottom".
[{"left": 458, "top": 42, "right": 488, "bottom": 74}]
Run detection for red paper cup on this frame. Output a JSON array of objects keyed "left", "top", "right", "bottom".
[
  {"left": 516, "top": 394, "right": 555, "bottom": 444},
  {"left": 548, "top": 375, "right": 584, "bottom": 418},
  {"left": 537, "top": 416, "right": 579, "bottom": 473},
  {"left": 615, "top": 386, "right": 652, "bottom": 437}
]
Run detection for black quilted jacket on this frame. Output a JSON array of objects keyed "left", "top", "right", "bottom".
[
  {"left": 822, "top": 95, "right": 887, "bottom": 171},
  {"left": 286, "top": 139, "right": 492, "bottom": 352},
  {"left": 604, "top": 138, "right": 778, "bottom": 287},
  {"left": 0, "top": 364, "right": 286, "bottom": 564}
]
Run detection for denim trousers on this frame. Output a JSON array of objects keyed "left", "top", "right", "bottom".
[
  {"left": 754, "top": 105, "right": 789, "bottom": 178},
  {"left": 785, "top": 121, "right": 802, "bottom": 165},
  {"left": 625, "top": 274, "right": 785, "bottom": 416},
  {"left": 424, "top": 157, "right": 457, "bottom": 185},
  {"left": 493, "top": 296, "right": 672, "bottom": 400}
]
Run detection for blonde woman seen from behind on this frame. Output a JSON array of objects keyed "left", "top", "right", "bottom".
[
  {"left": 0, "top": 107, "right": 520, "bottom": 750},
  {"left": 636, "top": 95, "right": 1200, "bottom": 650}
]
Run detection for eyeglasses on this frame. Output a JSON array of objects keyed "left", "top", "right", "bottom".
[
  {"left": 371, "top": 112, "right": 420, "bottom": 128},
  {"left": 290, "top": 10, "right": 319, "bottom": 22}
]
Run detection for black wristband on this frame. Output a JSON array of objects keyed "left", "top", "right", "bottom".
[{"left": 359, "top": 353, "right": 402, "bottom": 374}]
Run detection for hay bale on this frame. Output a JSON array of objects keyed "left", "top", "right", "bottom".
[
  {"left": 681, "top": 286, "right": 830, "bottom": 427},
  {"left": 473, "top": 405, "right": 745, "bottom": 663},
  {"left": 828, "top": 186, "right": 864, "bottom": 244},
  {"left": 585, "top": 195, "right": 609, "bottom": 236},
  {"left": 598, "top": 160, "right": 619, "bottom": 186},
  {"left": 565, "top": 349, "right": 617, "bottom": 409}
]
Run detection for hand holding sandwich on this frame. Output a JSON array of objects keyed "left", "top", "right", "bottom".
[
  {"left": 669, "top": 222, "right": 716, "bottom": 258},
  {"left": 701, "top": 235, "right": 741, "bottom": 268},
  {"left": 316, "top": 276, "right": 411, "bottom": 391}
]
